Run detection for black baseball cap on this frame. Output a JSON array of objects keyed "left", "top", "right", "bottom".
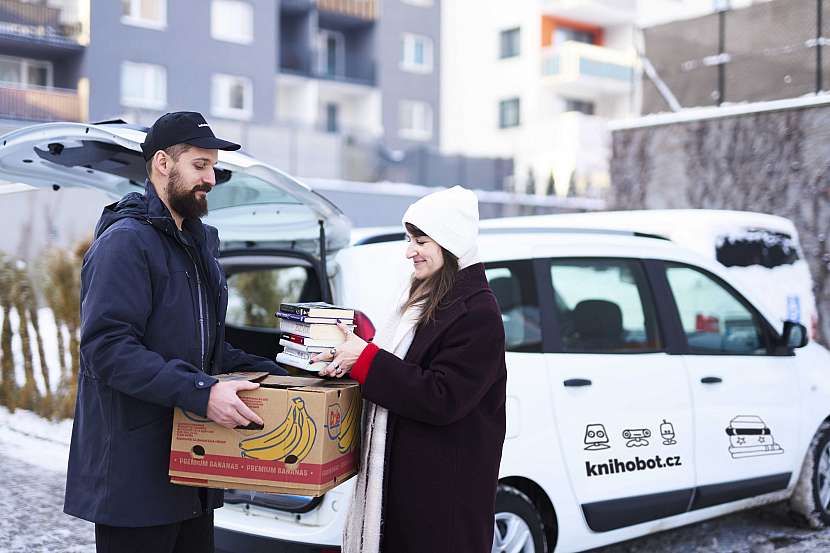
[{"left": 140, "top": 111, "right": 241, "bottom": 161}]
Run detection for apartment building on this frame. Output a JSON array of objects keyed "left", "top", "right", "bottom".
[
  {"left": 441, "top": 0, "right": 640, "bottom": 198},
  {"left": 0, "top": 0, "right": 451, "bottom": 182},
  {"left": 0, "top": 0, "right": 87, "bottom": 131}
]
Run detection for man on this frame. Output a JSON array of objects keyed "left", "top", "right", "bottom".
[{"left": 64, "top": 112, "right": 286, "bottom": 553}]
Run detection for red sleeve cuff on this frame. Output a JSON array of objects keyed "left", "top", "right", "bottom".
[{"left": 351, "top": 343, "right": 380, "bottom": 385}]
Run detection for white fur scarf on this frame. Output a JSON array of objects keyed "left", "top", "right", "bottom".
[{"left": 342, "top": 299, "right": 421, "bottom": 553}]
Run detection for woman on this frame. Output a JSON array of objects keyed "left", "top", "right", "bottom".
[{"left": 312, "top": 186, "right": 507, "bottom": 553}]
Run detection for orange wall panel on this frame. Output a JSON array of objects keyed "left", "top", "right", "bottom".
[{"left": 541, "top": 15, "right": 604, "bottom": 47}]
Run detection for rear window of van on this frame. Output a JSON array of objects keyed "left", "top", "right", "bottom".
[{"left": 715, "top": 229, "right": 799, "bottom": 269}]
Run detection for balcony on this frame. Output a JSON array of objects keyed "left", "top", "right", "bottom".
[
  {"left": 0, "top": 84, "right": 81, "bottom": 122},
  {"left": 541, "top": 41, "right": 637, "bottom": 97},
  {"left": 281, "top": 52, "right": 376, "bottom": 87},
  {"left": 317, "top": 0, "right": 377, "bottom": 21},
  {"left": 0, "top": 0, "right": 85, "bottom": 50},
  {"left": 542, "top": 0, "right": 637, "bottom": 26}
]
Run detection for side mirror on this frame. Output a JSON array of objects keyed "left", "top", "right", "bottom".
[{"left": 782, "top": 321, "right": 809, "bottom": 349}]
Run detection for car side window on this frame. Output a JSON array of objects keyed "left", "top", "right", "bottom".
[
  {"left": 665, "top": 264, "right": 768, "bottom": 355},
  {"left": 484, "top": 260, "right": 541, "bottom": 353},
  {"left": 549, "top": 259, "right": 661, "bottom": 353},
  {"left": 226, "top": 266, "right": 316, "bottom": 329}
]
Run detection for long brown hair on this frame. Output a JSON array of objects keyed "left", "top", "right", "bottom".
[{"left": 401, "top": 223, "right": 460, "bottom": 326}]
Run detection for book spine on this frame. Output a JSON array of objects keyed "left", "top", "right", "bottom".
[
  {"left": 276, "top": 352, "right": 327, "bottom": 372},
  {"left": 279, "top": 304, "right": 309, "bottom": 316},
  {"left": 279, "top": 320, "right": 312, "bottom": 336},
  {"left": 281, "top": 333, "right": 307, "bottom": 345},
  {"left": 277, "top": 312, "right": 311, "bottom": 323},
  {"left": 280, "top": 346, "right": 314, "bottom": 360}
]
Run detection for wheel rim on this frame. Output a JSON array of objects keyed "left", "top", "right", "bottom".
[
  {"left": 818, "top": 442, "right": 830, "bottom": 511},
  {"left": 493, "top": 512, "right": 535, "bottom": 553}
]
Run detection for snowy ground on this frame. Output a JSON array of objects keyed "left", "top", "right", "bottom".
[
  {"left": 0, "top": 407, "right": 94, "bottom": 553},
  {"left": 3, "top": 407, "right": 830, "bottom": 553}
]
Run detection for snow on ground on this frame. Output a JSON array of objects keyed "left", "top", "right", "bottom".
[
  {"left": 0, "top": 405, "right": 73, "bottom": 473},
  {"left": 0, "top": 407, "right": 93, "bottom": 553},
  {"left": 3, "top": 406, "right": 830, "bottom": 552}
]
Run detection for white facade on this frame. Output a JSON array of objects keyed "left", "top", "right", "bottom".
[
  {"left": 276, "top": 74, "right": 383, "bottom": 139},
  {"left": 440, "top": 0, "right": 639, "bottom": 197}
]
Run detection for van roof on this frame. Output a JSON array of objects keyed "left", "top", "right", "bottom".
[
  {"left": 343, "top": 230, "right": 784, "bottom": 331},
  {"left": 479, "top": 209, "right": 798, "bottom": 238}
]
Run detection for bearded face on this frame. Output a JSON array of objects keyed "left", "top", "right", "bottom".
[{"left": 166, "top": 164, "right": 211, "bottom": 220}]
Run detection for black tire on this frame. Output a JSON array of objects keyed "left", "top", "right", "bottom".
[
  {"left": 790, "top": 421, "right": 830, "bottom": 528},
  {"left": 493, "top": 484, "right": 549, "bottom": 553}
]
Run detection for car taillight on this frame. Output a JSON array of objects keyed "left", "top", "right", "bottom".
[{"left": 318, "top": 549, "right": 341, "bottom": 553}]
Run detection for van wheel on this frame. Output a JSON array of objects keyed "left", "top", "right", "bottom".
[
  {"left": 790, "top": 421, "right": 830, "bottom": 528},
  {"left": 493, "top": 485, "right": 548, "bottom": 553}
]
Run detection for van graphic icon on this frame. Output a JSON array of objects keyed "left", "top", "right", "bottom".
[
  {"left": 725, "top": 415, "right": 784, "bottom": 459},
  {"left": 584, "top": 423, "right": 611, "bottom": 451}
]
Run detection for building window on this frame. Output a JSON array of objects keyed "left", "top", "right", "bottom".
[
  {"left": 211, "top": 0, "right": 254, "bottom": 44},
  {"left": 121, "top": 0, "right": 167, "bottom": 29},
  {"left": 317, "top": 30, "right": 345, "bottom": 78},
  {"left": 564, "top": 98, "right": 595, "bottom": 115},
  {"left": 121, "top": 62, "right": 166, "bottom": 109},
  {"left": 211, "top": 74, "right": 253, "bottom": 119},
  {"left": 0, "top": 56, "right": 53, "bottom": 89},
  {"left": 325, "top": 103, "right": 339, "bottom": 133},
  {"left": 499, "top": 98, "right": 520, "bottom": 128},
  {"left": 500, "top": 28, "right": 520, "bottom": 59},
  {"left": 399, "top": 100, "right": 433, "bottom": 141},
  {"left": 553, "top": 27, "right": 596, "bottom": 45},
  {"left": 401, "top": 33, "right": 434, "bottom": 74}
]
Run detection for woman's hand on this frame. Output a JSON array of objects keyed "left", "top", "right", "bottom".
[{"left": 311, "top": 321, "right": 369, "bottom": 378}]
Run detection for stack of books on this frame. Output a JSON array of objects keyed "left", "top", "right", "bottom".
[{"left": 275, "top": 302, "right": 355, "bottom": 372}]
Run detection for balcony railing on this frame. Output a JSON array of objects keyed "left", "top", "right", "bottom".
[
  {"left": 542, "top": 41, "right": 637, "bottom": 96},
  {"left": 0, "top": 0, "right": 84, "bottom": 45},
  {"left": 0, "top": 83, "right": 81, "bottom": 122},
  {"left": 317, "top": 0, "right": 377, "bottom": 20},
  {"left": 281, "top": 52, "right": 376, "bottom": 87}
]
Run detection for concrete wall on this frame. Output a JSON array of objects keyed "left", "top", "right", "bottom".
[{"left": 610, "top": 98, "right": 830, "bottom": 340}]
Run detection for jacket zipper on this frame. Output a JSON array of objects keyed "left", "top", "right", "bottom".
[{"left": 184, "top": 249, "right": 207, "bottom": 373}]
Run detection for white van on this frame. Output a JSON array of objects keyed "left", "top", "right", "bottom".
[
  {"left": 2, "top": 121, "right": 830, "bottom": 553},
  {"left": 481, "top": 210, "right": 819, "bottom": 340}
]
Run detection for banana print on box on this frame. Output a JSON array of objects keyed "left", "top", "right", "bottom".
[
  {"left": 337, "top": 395, "right": 359, "bottom": 454},
  {"left": 239, "top": 397, "right": 317, "bottom": 463}
]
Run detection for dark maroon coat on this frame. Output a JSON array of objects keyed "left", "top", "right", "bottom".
[{"left": 360, "top": 263, "right": 507, "bottom": 553}]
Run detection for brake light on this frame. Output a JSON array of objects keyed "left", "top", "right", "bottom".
[{"left": 318, "top": 549, "right": 341, "bottom": 553}]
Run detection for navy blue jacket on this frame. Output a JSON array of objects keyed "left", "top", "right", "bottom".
[{"left": 64, "top": 180, "right": 285, "bottom": 527}]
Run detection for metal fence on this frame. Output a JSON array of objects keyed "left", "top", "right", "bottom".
[{"left": 642, "top": 0, "right": 827, "bottom": 113}]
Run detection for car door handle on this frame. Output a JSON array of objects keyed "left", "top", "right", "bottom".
[
  {"left": 701, "top": 376, "right": 723, "bottom": 384},
  {"left": 563, "top": 378, "right": 592, "bottom": 387}
]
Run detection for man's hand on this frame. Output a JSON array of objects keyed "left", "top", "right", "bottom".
[{"left": 206, "top": 381, "right": 264, "bottom": 429}]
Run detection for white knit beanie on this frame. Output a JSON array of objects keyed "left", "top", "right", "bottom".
[{"left": 402, "top": 186, "right": 480, "bottom": 269}]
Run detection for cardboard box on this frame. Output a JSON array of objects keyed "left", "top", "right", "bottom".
[{"left": 169, "top": 372, "right": 361, "bottom": 497}]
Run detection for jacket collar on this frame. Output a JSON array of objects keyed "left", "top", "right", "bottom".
[
  {"left": 404, "top": 263, "right": 490, "bottom": 363},
  {"left": 144, "top": 179, "right": 207, "bottom": 247}
]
